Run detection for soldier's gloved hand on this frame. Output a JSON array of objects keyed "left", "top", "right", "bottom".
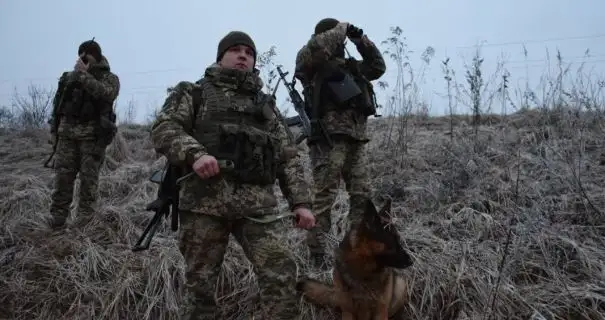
[
  {"left": 293, "top": 207, "right": 315, "bottom": 229},
  {"left": 192, "top": 155, "right": 220, "bottom": 179},
  {"left": 346, "top": 24, "right": 364, "bottom": 38}
]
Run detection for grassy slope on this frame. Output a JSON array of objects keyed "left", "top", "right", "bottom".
[{"left": 1, "top": 109, "right": 604, "bottom": 320}]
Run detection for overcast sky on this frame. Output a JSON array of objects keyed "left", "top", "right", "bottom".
[{"left": 1, "top": 0, "right": 603, "bottom": 123}]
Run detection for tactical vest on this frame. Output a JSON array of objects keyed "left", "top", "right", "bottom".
[
  {"left": 312, "top": 57, "right": 378, "bottom": 118},
  {"left": 58, "top": 72, "right": 113, "bottom": 122},
  {"left": 190, "top": 79, "right": 280, "bottom": 186}
]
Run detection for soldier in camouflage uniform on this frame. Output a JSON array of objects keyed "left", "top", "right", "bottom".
[
  {"left": 150, "top": 31, "right": 315, "bottom": 320},
  {"left": 48, "top": 39, "right": 120, "bottom": 229},
  {"left": 294, "top": 18, "right": 386, "bottom": 268}
]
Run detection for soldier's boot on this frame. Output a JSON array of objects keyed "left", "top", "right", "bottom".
[
  {"left": 306, "top": 214, "right": 332, "bottom": 270},
  {"left": 49, "top": 168, "right": 77, "bottom": 231},
  {"left": 49, "top": 202, "right": 70, "bottom": 231},
  {"left": 74, "top": 203, "right": 97, "bottom": 228}
]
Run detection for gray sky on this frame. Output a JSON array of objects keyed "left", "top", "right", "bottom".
[{"left": 1, "top": 0, "right": 603, "bottom": 123}]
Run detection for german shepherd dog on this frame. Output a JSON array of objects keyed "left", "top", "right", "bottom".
[{"left": 296, "top": 198, "right": 414, "bottom": 319}]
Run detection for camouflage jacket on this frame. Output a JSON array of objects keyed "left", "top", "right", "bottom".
[
  {"left": 150, "top": 63, "right": 313, "bottom": 219},
  {"left": 295, "top": 23, "right": 386, "bottom": 142},
  {"left": 50, "top": 56, "right": 120, "bottom": 140}
]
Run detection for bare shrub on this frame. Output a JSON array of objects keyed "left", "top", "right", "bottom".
[
  {"left": 118, "top": 98, "right": 137, "bottom": 125},
  {"left": 378, "top": 26, "right": 435, "bottom": 161},
  {"left": 10, "top": 84, "right": 54, "bottom": 129}
]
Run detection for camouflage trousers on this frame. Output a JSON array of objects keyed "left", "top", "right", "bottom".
[
  {"left": 49, "top": 137, "right": 106, "bottom": 227},
  {"left": 307, "top": 137, "right": 371, "bottom": 267},
  {"left": 178, "top": 211, "right": 301, "bottom": 320}
]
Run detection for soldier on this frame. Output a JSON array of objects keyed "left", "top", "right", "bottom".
[
  {"left": 48, "top": 39, "right": 120, "bottom": 230},
  {"left": 149, "top": 31, "right": 315, "bottom": 319},
  {"left": 294, "top": 18, "right": 386, "bottom": 269}
]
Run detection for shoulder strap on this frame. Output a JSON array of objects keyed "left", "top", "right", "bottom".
[
  {"left": 190, "top": 78, "right": 209, "bottom": 127},
  {"left": 53, "top": 72, "right": 71, "bottom": 109}
]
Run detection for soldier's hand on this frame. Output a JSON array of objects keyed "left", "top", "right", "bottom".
[
  {"left": 350, "top": 34, "right": 370, "bottom": 46},
  {"left": 192, "top": 155, "right": 220, "bottom": 179},
  {"left": 294, "top": 207, "right": 315, "bottom": 229},
  {"left": 74, "top": 56, "right": 89, "bottom": 72},
  {"left": 346, "top": 24, "right": 363, "bottom": 39}
]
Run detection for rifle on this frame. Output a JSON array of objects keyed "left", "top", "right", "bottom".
[
  {"left": 275, "top": 65, "right": 332, "bottom": 147},
  {"left": 44, "top": 72, "right": 73, "bottom": 168},
  {"left": 132, "top": 159, "right": 234, "bottom": 252}
]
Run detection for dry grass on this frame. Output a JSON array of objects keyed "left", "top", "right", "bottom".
[{"left": 1, "top": 110, "right": 605, "bottom": 320}]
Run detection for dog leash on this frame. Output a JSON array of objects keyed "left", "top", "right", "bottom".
[
  {"left": 245, "top": 212, "right": 296, "bottom": 224},
  {"left": 175, "top": 159, "right": 235, "bottom": 185},
  {"left": 175, "top": 159, "right": 297, "bottom": 224}
]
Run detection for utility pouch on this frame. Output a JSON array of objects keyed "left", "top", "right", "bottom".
[{"left": 326, "top": 73, "right": 362, "bottom": 104}]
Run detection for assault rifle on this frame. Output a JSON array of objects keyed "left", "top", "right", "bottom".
[
  {"left": 132, "top": 161, "right": 182, "bottom": 252},
  {"left": 132, "top": 159, "right": 234, "bottom": 252},
  {"left": 275, "top": 66, "right": 311, "bottom": 145},
  {"left": 44, "top": 72, "right": 78, "bottom": 168},
  {"left": 275, "top": 65, "right": 332, "bottom": 147}
]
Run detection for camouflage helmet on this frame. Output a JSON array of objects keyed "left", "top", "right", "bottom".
[
  {"left": 216, "top": 31, "right": 257, "bottom": 63},
  {"left": 314, "top": 18, "right": 339, "bottom": 35}
]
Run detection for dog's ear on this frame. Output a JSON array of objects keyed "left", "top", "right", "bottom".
[
  {"left": 377, "top": 198, "right": 393, "bottom": 225},
  {"left": 375, "top": 198, "right": 414, "bottom": 269}
]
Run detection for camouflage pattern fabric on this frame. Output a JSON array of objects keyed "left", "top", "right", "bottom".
[
  {"left": 150, "top": 63, "right": 312, "bottom": 217},
  {"left": 49, "top": 138, "right": 107, "bottom": 224},
  {"left": 178, "top": 211, "right": 300, "bottom": 320},
  {"left": 48, "top": 56, "right": 120, "bottom": 228},
  {"left": 294, "top": 22, "right": 385, "bottom": 266},
  {"left": 150, "top": 63, "right": 313, "bottom": 318},
  {"left": 294, "top": 22, "right": 386, "bottom": 141},
  {"left": 306, "top": 138, "right": 371, "bottom": 267}
]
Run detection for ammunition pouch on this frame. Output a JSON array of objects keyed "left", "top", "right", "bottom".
[
  {"left": 319, "top": 59, "right": 379, "bottom": 117},
  {"left": 97, "top": 111, "right": 117, "bottom": 146},
  {"left": 214, "top": 123, "right": 278, "bottom": 185},
  {"left": 325, "top": 73, "right": 362, "bottom": 104},
  {"left": 58, "top": 89, "right": 102, "bottom": 122},
  {"left": 354, "top": 76, "right": 378, "bottom": 117},
  {"left": 58, "top": 86, "right": 83, "bottom": 118}
]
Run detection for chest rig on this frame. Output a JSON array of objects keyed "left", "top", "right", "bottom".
[
  {"left": 190, "top": 74, "right": 280, "bottom": 186},
  {"left": 59, "top": 68, "right": 112, "bottom": 122}
]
